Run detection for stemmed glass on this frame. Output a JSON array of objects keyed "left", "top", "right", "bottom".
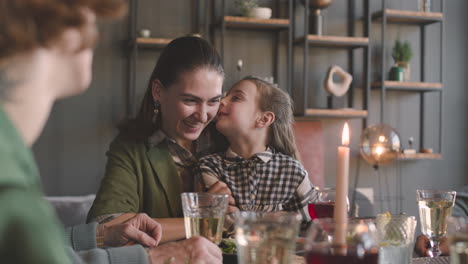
[
  {"left": 308, "top": 188, "right": 349, "bottom": 219},
  {"left": 416, "top": 189, "right": 456, "bottom": 257}
]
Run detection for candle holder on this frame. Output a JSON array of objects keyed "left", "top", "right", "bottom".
[{"left": 305, "top": 218, "right": 380, "bottom": 262}]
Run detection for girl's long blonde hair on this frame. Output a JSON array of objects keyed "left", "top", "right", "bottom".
[{"left": 242, "top": 76, "right": 298, "bottom": 158}]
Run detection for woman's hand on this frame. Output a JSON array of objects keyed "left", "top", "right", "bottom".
[
  {"left": 207, "top": 181, "right": 239, "bottom": 213},
  {"left": 148, "top": 236, "right": 222, "bottom": 264},
  {"left": 98, "top": 213, "right": 162, "bottom": 247}
]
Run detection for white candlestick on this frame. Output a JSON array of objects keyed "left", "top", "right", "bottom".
[{"left": 333, "top": 123, "right": 350, "bottom": 246}]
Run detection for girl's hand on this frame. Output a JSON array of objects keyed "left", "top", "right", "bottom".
[{"left": 207, "top": 181, "right": 238, "bottom": 213}]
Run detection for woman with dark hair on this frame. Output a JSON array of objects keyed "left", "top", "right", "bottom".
[{"left": 88, "top": 36, "right": 235, "bottom": 242}]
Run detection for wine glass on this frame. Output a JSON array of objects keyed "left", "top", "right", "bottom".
[
  {"left": 308, "top": 188, "right": 349, "bottom": 219},
  {"left": 416, "top": 189, "right": 456, "bottom": 257}
]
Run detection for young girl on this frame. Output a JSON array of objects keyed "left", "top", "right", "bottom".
[{"left": 195, "top": 76, "right": 314, "bottom": 220}]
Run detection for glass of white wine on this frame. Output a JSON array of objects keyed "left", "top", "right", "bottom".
[
  {"left": 416, "top": 189, "right": 456, "bottom": 257},
  {"left": 234, "top": 211, "right": 301, "bottom": 264},
  {"left": 181, "top": 192, "right": 229, "bottom": 245}
]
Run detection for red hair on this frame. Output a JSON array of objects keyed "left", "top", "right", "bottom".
[{"left": 0, "top": 0, "right": 127, "bottom": 60}]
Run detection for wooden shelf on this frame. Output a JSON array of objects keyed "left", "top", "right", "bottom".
[
  {"left": 372, "top": 81, "right": 443, "bottom": 92},
  {"left": 397, "top": 153, "right": 442, "bottom": 160},
  {"left": 135, "top": 37, "right": 172, "bottom": 48},
  {"left": 295, "top": 108, "right": 368, "bottom": 119},
  {"left": 295, "top": 35, "right": 369, "bottom": 48},
  {"left": 224, "top": 16, "right": 289, "bottom": 30},
  {"left": 372, "top": 9, "right": 443, "bottom": 25}
]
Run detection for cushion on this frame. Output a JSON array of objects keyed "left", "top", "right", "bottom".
[
  {"left": 293, "top": 121, "right": 324, "bottom": 188},
  {"left": 45, "top": 194, "right": 96, "bottom": 227}
]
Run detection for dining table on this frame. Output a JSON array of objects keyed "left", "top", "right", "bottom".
[
  {"left": 290, "top": 255, "right": 451, "bottom": 264},
  {"left": 412, "top": 256, "right": 450, "bottom": 264}
]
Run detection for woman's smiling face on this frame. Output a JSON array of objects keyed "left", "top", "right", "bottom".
[{"left": 154, "top": 67, "right": 224, "bottom": 146}]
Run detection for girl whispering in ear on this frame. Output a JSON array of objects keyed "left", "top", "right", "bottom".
[{"left": 196, "top": 76, "right": 315, "bottom": 220}]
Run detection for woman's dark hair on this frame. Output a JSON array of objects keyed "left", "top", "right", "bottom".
[{"left": 120, "top": 36, "right": 224, "bottom": 140}]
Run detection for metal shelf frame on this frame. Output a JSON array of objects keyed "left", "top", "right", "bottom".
[
  {"left": 292, "top": 0, "right": 371, "bottom": 125},
  {"left": 127, "top": 0, "right": 199, "bottom": 117},
  {"left": 212, "top": 0, "right": 293, "bottom": 94},
  {"left": 375, "top": 0, "right": 444, "bottom": 156}
]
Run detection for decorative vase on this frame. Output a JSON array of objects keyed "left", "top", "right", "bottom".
[
  {"left": 301, "top": 0, "right": 334, "bottom": 35},
  {"left": 419, "top": 0, "right": 431, "bottom": 12},
  {"left": 396, "top": 61, "right": 410, "bottom": 81},
  {"left": 389, "top": 66, "right": 404, "bottom": 82}
]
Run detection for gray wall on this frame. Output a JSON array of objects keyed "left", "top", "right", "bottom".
[{"left": 35, "top": 0, "right": 467, "bottom": 225}]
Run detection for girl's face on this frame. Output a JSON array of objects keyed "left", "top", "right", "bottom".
[
  {"left": 153, "top": 68, "right": 223, "bottom": 146},
  {"left": 216, "top": 80, "right": 262, "bottom": 137}
]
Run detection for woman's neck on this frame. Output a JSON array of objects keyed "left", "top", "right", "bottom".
[{"left": 1, "top": 51, "right": 57, "bottom": 146}]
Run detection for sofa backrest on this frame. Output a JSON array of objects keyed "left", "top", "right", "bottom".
[{"left": 45, "top": 194, "right": 96, "bottom": 227}]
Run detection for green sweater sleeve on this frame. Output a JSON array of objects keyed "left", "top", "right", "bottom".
[
  {"left": 0, "top": 190, "right": 72, "bottom": 264},
  {"left": 66, "top": 245, "right": 148, "bottom": 264},
  {"left": 64, "top": 220, "right": 149, "bottom": 264}
]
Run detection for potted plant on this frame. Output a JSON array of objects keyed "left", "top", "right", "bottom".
[
  {"left": 234, "top": 0, "right": 272, "bottom": 19},
  {"left": 234, "top": 0, "right": 258, "bottom": 17},
  {"left": 391, "top": 40, "right": 413, "bottom": 81}
]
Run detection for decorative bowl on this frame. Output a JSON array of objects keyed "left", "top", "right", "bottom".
[{"left": 247, "top": 7, "right": 272, "bottom": 19}]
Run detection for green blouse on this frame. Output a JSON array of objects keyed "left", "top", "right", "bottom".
[{"left": 88, "top": 136, "right": 184, "bottom": 221}]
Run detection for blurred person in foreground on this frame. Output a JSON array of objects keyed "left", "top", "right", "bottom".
[{"left": 0, "top": 1, "right": 221, "bottom": 263}]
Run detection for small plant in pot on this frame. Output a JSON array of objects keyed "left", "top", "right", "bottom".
[
  {"left": 235, "top": 0, "right": 258, "bottom": 17},
  {"left": 234, "top": 0, "right": 272, "bottom": 19},
  {"left": 391, "top": 40, "right": 413, "bottom": 81}
]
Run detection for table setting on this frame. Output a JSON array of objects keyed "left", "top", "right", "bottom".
[{"left": 177, "top": 124, "right": 466, "bottom": 263}]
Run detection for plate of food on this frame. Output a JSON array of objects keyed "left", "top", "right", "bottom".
[{"left": 219, "top": 238, "right": 237, "bottom": 264}]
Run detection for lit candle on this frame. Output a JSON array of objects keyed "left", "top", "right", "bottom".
[{"left": 333, "top": 122, "right": 350, "bottom": 246}]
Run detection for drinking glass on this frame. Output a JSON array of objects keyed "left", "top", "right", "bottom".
[
  {"left": 305, "top": 218, "right": 380, "bottom": 263},
  {"left": 234, "top": 211, "right": 301, "bottom": 264},
  {"left": 181, "top": 192, "right": 229, "bottom": 245},
  {"left": 447, "top": 216, "right": 468, "bottom": 264},
  {"left": 308, "top": 188, "right": 349, "bottom": 219},
  {"left": 416, "top": 189, "right": 456, "bottom": 257},
  {"left": 376, "top": 214, "right": 417, "bottom": 264}
]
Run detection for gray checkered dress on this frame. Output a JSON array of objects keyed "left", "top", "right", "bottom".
[{"left": 195, "top": 148, "right": 315, "bottom": 220}]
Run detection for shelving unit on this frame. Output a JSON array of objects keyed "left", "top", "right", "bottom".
[
  {"left": 295, "top": 108, "right": 368, "bottom": 120},
  {"left": 127, "top": 1, "right": 198, "bottom": 117},
  {"left": 126, "top": 1, "right": 172, "bottom": 117},
  {"left": 135, "top": 37, "right": 172, "bottom": 48},
  {"left": 373, "top": 0, "right": 444, "bottom": 160},
  {"left": 292, "top": 0, "right": 371, "bottom": 122},
  {"left": 223, "top": 16, "right": 289, "bottom": 30},
  {"left": 213, "top": 0, "right": 293, "bottom": 93},
  {"left": 397, "top": 153, "right": 442, "bottom": 160}
]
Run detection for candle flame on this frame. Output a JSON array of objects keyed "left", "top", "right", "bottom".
[{"left": 342, "top": 123, "right": 350, "bottom": 146}]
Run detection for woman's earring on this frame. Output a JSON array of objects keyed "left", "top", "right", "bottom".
[{"left": 152, "top": 101, "right": 160, "bottom": 123}]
